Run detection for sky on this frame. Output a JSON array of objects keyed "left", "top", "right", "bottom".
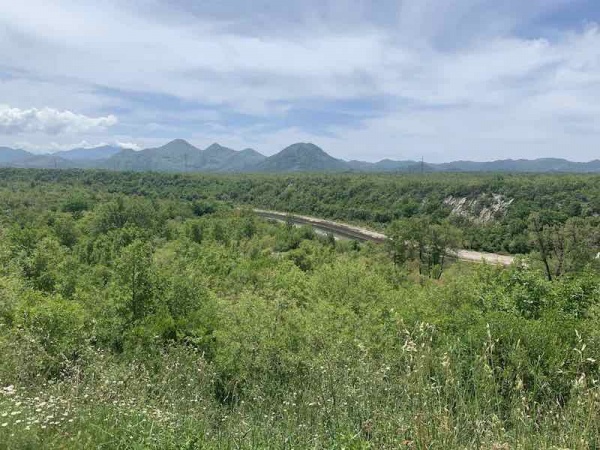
[{"left": 1, "top": 0, "right": 599, "bottom": 162}]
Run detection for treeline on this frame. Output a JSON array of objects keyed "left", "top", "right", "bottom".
[{"left": 1, "top": 168, "right": 598, "bottom": 256}]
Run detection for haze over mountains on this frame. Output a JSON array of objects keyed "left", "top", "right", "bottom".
[
  {"left": 55, "top": 145, "right": 123, "bottom": 161},
  {"left": 0, "top": 140, "right": 598, "bottom": 173}
]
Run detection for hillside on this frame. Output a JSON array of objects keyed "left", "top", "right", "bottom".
[
  {"left": 104, "top": 139, "right": 202, "bottom": 171},
  {"left": 0, "top": 171, "right": 598, "bottom": 448},
  {"left": 255, "top": 142, "right": 349, "bottom": 172},
  {"left": 347, "top": 158, "right": 424, "bottom": 172},
  {"left": 54, "top": 145, "right": 123, "bottom": 161},
  {"left": 220, "top": 147, "right": 266, "bottom": 172},
  {"left": 7, "top": 154, "right": 81, "bottom": 169},
  {"left": 0, "top": 147, "right": 32, "bottom": 163},
  {"left": 103, "top": 140, "right": 267, "bottom": 172},
  {"left": 437, "top": 158, "right": 600, "bottom": 173}
]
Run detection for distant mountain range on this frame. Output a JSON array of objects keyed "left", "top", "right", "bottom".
[
  {"left": 0, "top": 147, "right": 32, "bottom": 164},
  {"left": 0, "top": 140, "right": 598, "bottom": 173},
  {"left": 55, "top": 145, "right": 123, "bottom": 161}
]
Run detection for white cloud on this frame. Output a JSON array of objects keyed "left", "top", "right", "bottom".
[
  {"left": 0, "top": 1, "right": 599, "bottom": 161},
  {"left": 14, "top": 139, "right": 144, "bottom": 153},
  {"left": 116, "top": 142, "right": 141, "bottom": 150},
  {"left": 14, "top": 140, "right": 107, "bottom": 153},
  {"left": 0, "top": 105, "right": 117, "bottom": 135}
]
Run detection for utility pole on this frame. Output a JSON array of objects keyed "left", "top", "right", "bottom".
[
  {"left": 184, "top": 153, "right": 188, "bottom": 172},
  {"left": 421, "top": 156, "right": 424, "bottom": 175}
]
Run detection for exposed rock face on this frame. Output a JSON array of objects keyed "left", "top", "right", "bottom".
[{"left": 444, "top": 193, "right": 514, "bottom": 223}]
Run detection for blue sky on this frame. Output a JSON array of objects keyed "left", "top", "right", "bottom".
[{"left": 0, "top": 0, "right": 599, "bottom": 161}]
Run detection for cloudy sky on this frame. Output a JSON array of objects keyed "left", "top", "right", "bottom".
[{"left": 1, "top": 0, "right": 599, "bottom": 161}]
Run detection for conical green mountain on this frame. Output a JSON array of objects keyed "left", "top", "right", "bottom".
[{"left": 256, "top": 143, "right": 349, "bottom": 172}]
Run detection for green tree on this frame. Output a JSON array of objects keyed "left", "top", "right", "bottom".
[
  {"left": 116, "top": 240, "right": 157, "bottom": 322},
  {"left": 528, "top": 212, "right": 554, "bottom": 281},
  {"left": 53, "top": 214, "right": 79, "bottom": 248},
  {"left": 529, "top": 214, "right": 599, "bottom": 280},
  {"left": 387, "top": 218, "right": 462, "bottom": 279}
]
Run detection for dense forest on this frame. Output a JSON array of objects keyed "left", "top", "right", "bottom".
[
  {"left": 1, "top": 168, "right": 598, "bottom": 255},
  {"left": 0, "top": 169, "right": 599, "bottom": 448}
]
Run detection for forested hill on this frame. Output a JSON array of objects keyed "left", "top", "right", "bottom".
[{"left": 1, "top": 140, "right": 599, "bottom": 173}]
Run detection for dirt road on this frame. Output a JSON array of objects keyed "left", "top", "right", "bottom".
[{"left": 254, "top": 209, "right": 515, "bottom": 266}]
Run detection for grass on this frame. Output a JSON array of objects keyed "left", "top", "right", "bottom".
[{"left": 2, "top": 322, "right": 599, "bottom": 449}]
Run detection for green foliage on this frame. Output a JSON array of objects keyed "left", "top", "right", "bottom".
[
  {"left": 61, "top": 194, "right": 90, "bottom": 215},
  {"left": 90, "top": 196, "right": 159, "bottom": 236},
  {"left": 0, "top": 169, "right": 598, "bottom": 448},
  {"left": 529, "top": 213, "right": 600, "bottom": 280},
  {"left": 192, "top": 200, "right": 217, "bottom": 217},
  {"left": 388, "top": 217, "right": 462, "bottom": 278},
  {"left": 52, "top": 213, "right": 79, "bottom": 248},
  {"left": 115, "top": 240, "right": 157, "bottom": 323}
]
